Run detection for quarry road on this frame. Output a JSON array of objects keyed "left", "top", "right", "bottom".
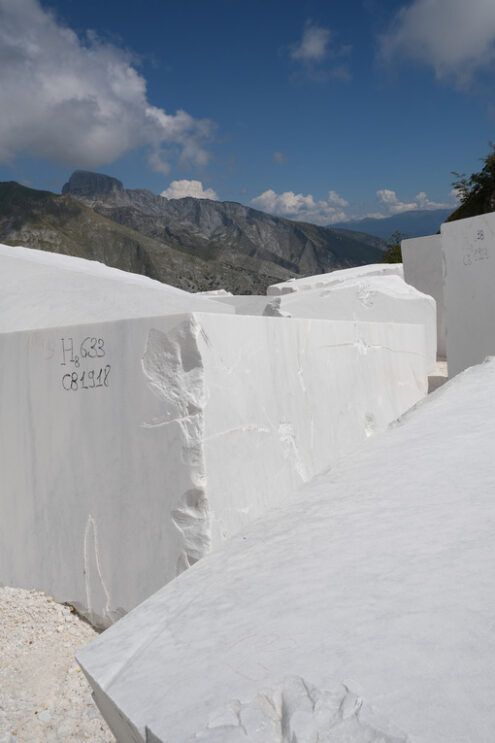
[{"left": 0, "top": 586, "right": 114, "bottom": 743}]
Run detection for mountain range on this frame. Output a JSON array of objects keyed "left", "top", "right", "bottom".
[
  {"left": 0, "top": 170, "right": 386, "bottom": 293},
  {"left": 333, "top": 208, "right": 453, "bottom": 240}
]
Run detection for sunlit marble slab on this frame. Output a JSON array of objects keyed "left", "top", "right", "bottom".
[
  {"left": 79, "top": 358, "right": 495, "bottom": 743},
  {"left": 267, "top": 263, "right": 403, "bottom": 296}
]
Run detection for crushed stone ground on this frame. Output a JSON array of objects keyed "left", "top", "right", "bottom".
[{"left": 0, "top": 586, "right": 114, "bottom": 742}]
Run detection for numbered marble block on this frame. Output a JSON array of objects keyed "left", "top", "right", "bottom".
[
  {"left": 0, "top": 243, "right": 232, "bottom": 331},
  {"left": 0, "top": 308, "right": 429, "bottom": 627},
  {"left": 402, "top": 234, "right": 446, "bottom": 358},
  {"left": 79, "top": 358, "right": 495, "bottom": 743},
  {"left": 267, "top": 263, "right": 404, "bottom": 296},
  {"left": 441, "top": 213, "right": 495, "bottom": 377}
]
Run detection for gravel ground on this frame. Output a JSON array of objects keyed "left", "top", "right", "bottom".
[{"left": 0, "top": 586, "right": 114, "bottom": 743}]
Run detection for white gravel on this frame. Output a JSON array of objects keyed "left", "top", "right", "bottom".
[{"left": 0, "top": 586, "right": 114, "bottom": 743}]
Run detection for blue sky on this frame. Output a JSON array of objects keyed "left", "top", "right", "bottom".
[{"left": 1, "top": 0, "right": 495, "bottom": 224}]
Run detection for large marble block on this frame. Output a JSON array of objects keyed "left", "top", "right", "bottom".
[
  {"left": 79, "top": 357, "right": 495, "bottom": 743},
  {"left": 262, "top": 275, "right": 437, "bottom": 374},
  {"left": 267, "top": 263, "right": 404, "bottom": 296},
  {"left": 441, "top": 213, "right": 495, "bottom": 376},
  {"left": 0, "top": 310, "right": 429, "bottom": 627},
  {"left": 214, "top": 275, "right": 436, "bottom": 375},
  {"left": 0, "top": 243, "right": 232, "bottom": 331},
  {"left": 402, "top": 234, "right": 445, "bottom": 358},
  {"left": 211, "top": 295, "right": 273, "bottom": 315}
]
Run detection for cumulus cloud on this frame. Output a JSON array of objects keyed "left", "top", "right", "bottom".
[
  {"left": 291, "top": 22, "right": 331, "bottom": 62},
  {"left": 0, "top": 0, "right": 215, "bottom": 171},
  {"left": 160, "top": 180, "right": 218, "bottom": 200},
  {"left": 380, "top": 0, "right": 495, "bottom": 83},
  {"left": 251, "top": 189, "right": 349, "bottom": 225},
  {"left": 376, "top": 188, "right": 451, "bottom": 214},
  {"left": 273, "top": 151, "right": 288, "bottom": 164},
  {"left": 328, "top": 190, "right": 349, "bottom": 207},
  {"left": 289, "top": 21, "right": 351, "bottom": 82}
]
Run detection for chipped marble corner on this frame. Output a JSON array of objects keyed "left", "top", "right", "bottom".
[
  {"left": 263, "top": 297, "right": 292, "bottom": 318},
  {"left": 141, "top": 316, "right": 212, "bottom": 576},
  {"left": 149, "top": 676, "right": 412, "bottom": 743}
]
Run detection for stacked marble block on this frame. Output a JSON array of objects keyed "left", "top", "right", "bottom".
[
  {"left": 441, "top": 213, "right": 495, "bottom": 377},
  {"left": 402, "top": 211, "right": 495, "bottom": 377},
  {"left": 401, "top": 234, "right": 445, "bottom": 359},
  {"left": 212, "top": 264, "right": 436, "bottom": 375},
  {"left": 1, "top": 246, "right": 434, "bottom": 629}
]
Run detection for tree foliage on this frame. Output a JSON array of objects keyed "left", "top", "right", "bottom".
[
  {"left": 380, "top": 230, "right": 404, "bottom": 263},
  {"left": 448, "top": 143, "right": 495, "bottom": 222}
]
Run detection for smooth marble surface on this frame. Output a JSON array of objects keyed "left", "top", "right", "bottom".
[{"left": 79, "top": 358, "right": 495, "bottom": 743}]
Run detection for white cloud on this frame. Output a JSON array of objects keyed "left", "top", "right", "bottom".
[
  {"left": 328, "top": 190, "right": 349, "bottom": 207},
  {"left": 291, "top": 22, "right": 331, "bottom": 62},
  {"left": 361, "top": 212, "right": 390, "bottom": 220},
  {"left": 251, "top": 189, "right": 348, "bottom": 225},
  {"left": 380, "top": 0, "right": 495, "bottom": 83},
  {"left": 376, "top": 188, "right": 451, "bottom": 214},
  {"left": 0, "top": 0, "right": 215, "bottom": 171},
  {"left": 273, "top": 151, "right": 288, "bottom": 164},
  {"left": 289, "top": 21, "right": 351, "bottom": 82},
  {"left": 161, "top": 180, "right": 218, "bottom": 200}
]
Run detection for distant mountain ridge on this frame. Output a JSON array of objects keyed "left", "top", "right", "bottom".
[
  {"left": 333, "top": 208, "right": 453, "bottom": 240},
  {"left": 0, "top": 172, "right": 385, "bottom": 294},
  {"left": 63, "top": 170, "right": 385, "bottom": 280},
  {"left": 0, "top": 181, "right": 280, "bottom": 293}
]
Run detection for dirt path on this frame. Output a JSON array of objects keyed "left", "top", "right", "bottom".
[{"left": 0, "top": 586, "right": 114, "bottom": 742}]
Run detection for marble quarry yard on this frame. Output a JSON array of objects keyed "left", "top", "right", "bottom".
[{"left": 2, "top": 209, "right": 495, "bottom": 742}]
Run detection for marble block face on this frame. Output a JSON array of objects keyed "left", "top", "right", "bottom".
[
  {"left": 402, "top": 234, "right": 445, "bottom": 358},
  {"left": 441, "top": 213, "right": 495, "bottom": 376},
  {"left": 0, "top": 311, "right": 429, "bottom": 627},
  {"left": 262, "top": 275, "right": 437, "bottom": 374},
  {"left": 214, "top": 276, "right": 436, "bottom": 375},
  {"left": 209, "top": 295, "right": 272, "bottom": 315},
  {"left": 266, "top": 263, "right": 404, "bottom": 296},
  {"left": 78, "top": 358, "right": 495, "bottom": 743}
]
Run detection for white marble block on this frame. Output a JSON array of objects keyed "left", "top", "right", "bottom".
[
  {"left": 211, "top": 295, "right": 272, "bottom": 315},
  {"left": 441, "top": 213, "right": 495, "bottom": 376},
  {"left": 262, "top": 275, "right": 437, "bottom": 374},
  {"left": 402, "top": 234, "right": 445, "bottom": 358},
  {"left": 266, "top": 263, "right": 404, "bottom": 296},
  {"left": 214, "top": 275, "right": 436, "bottom": 375},
  {"left": 0, "top": 307, "right": 429, "bottom": 627},
  {"left": 79, "top": 358, "right": 495, "bottom": 743}
]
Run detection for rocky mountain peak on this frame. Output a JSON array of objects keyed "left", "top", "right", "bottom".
[
  {"left": 62, "top": 170, "right": 124, "bottom": 199},
  {"left": 53, "top": 169, "right": 385, "bottom": 288}
]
